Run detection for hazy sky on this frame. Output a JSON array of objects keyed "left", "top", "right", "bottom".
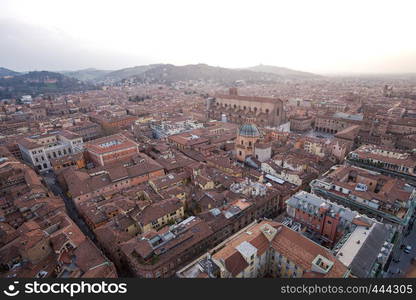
[{"left": 1, "top": 0, "right": 416, "bottom": 74}]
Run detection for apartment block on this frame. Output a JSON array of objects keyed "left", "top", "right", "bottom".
[
  {"left": 177, "top": 220, "right": 350, "bottom": 278},
  {"left": 310, "top": 165, "right": 416, "bottom": 228},
  {"left": 18, "top": 130, "right": 83, "bottom": 172}
]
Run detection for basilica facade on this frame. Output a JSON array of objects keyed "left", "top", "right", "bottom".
[{"left": 207, "top": 88, "right": 285, "bottom": 128}]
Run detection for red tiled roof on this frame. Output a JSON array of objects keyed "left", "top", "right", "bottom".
[
  {"left": 85, "top": 133, "right": 138, "bottom": 155},
  {"left": 224, "top": 251, "right": 249, "bottom": 277}
]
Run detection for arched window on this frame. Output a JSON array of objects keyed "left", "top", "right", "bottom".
[{"left": 266, "top": 109, "right": 269, "bottom": 114}]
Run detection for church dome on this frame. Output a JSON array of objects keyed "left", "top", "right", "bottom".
[{"left": 238, "top": 123, "right": 261, "bottom": 137}]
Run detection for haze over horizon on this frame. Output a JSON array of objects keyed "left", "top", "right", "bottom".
[{"left": 1, "top": 0, "right": 416, "bottom": 75}]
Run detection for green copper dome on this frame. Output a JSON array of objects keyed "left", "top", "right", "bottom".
[{"left": 238, "top": 123, "right": 260, "bottom": 137}]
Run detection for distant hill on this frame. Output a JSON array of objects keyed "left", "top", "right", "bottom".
[
  {"left": 96, "top": 64, "right": 163, "bottom": 83},
  {"left": 246, "top": 64, "right": 320, "bottom": 78},
  {"left": 123, "top": 63, "right": 291, "bottom": 84},
  {"left": 0, "top": 71, "right": 96, "bottom": 99},
  {"left": 0, "top": 67, "right": 21, "bottom": 77},
  {"left": 61, "top": 68, "right": 111, "bottom": 81},
  {"left": 56, "top": 63, "right": 320, "bottom": 84}
]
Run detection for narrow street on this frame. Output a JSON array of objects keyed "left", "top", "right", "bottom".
[
  {"left": 42, "top": 172, "right": 96, "bottom": 241},
  {"left": 386, "top": 218, "right": 416, "bottom": 277}
]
